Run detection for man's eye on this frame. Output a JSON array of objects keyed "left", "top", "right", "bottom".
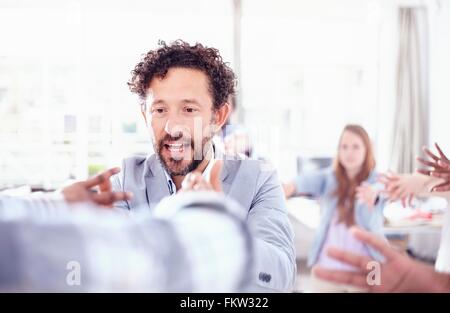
[
  {"left": 185, "top": 107, "right": 198, "bottom": 113},
  {"left": 152, "top": 108, "right": 165, "bottom": 114}
]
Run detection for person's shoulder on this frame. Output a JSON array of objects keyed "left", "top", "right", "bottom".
[
  {"left": 222, "top": 158, "right": 279, "bottom": 188},
  {"left": 223, "top": 156, "right": 276, "bottom": 174},
  {"left": 122, "top": 154, "right": 155, "bottom": 166}
]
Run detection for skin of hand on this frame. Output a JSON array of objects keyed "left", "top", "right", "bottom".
[
  {"left": 282, "top": 182, "right": 296, "bottom": 199},
  {"left": 417, "top": 143, "right": 450, "bottom": 192},
  {"left": 62, "top": 167, "right": 132, "bottom": 207},
  {"left": 312, "top": 226, "right": 450, "bottom": 292},
  {"left": 378, "top": 172, "right": 435, "bottom": 208},
  {"left": 179, "top": 160, "right": 223, "bottom": 193},
  {"left": 355, "top": 182, "right": 378, "bottom": 209}
]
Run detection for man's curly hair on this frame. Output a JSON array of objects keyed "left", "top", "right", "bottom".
[{"left": 128, "top": 40, "right": 236, "bottom": 110}]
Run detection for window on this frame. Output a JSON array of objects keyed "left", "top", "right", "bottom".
[
  {"left": 0, "top": 0, "right": 233, "bottom": 188},
  {"left": 240, "top": 0, "right": 382, "bottom": 179}
]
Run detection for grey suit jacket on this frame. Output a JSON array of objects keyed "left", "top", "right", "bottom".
[{"left": 111, "top": 154, "right": 296, "bottom": 291}]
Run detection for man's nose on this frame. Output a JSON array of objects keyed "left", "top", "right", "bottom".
[{"left": 164, "top": 116, "right": 186, "bottom": 138}]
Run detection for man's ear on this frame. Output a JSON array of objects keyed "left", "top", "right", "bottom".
[{"left": 213, "top": 103, "right": 231, "bottom": 129}]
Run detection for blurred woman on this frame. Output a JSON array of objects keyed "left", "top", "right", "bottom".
[{"left": 284, "top": 124, "right": 386, "bottom": 292}]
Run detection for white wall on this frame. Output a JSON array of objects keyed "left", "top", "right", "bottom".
[{"left": 429, "top": 0, "right": 450, "bottom": 154}]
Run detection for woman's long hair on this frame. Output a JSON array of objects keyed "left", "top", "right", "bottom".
[{"left": 333, "top": 125, "right": 375, "bottom": 226}]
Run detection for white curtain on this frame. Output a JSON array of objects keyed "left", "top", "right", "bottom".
[{"left": 390, "top": 7, "right": 429, "bottom": 173}]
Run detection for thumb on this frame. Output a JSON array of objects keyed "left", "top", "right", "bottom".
[{"left": 210, "top": 160, "right": 223, "bottom": 192}]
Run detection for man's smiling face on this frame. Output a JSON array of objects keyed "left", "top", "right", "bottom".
[{"left": 145, "top": 67, "right": 217, "bottom": 176}]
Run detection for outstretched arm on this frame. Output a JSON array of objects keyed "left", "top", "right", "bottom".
[{"left": 313, "top": 227, "right": 450, "bottom": 292}]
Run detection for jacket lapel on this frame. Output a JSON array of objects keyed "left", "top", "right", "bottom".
[
  {"left": 215, "top": 143, "right": 234, "bottom": 195},
  {"left": 221, "top": 160, "right": 231, "bottom": 194},
  {"left": 145, "top": 155, "right": 171, "bottom": 211},
  {"left": 143, "top": 150, "right": 237, "bottom": 210}
]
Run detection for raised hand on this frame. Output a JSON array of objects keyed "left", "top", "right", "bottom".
[
  {"left": 312, "top": 227, "right": 447, "bottom": 292},
  {"left": 62, "top": 167, "right": 132, "bottom": 206},
  {"left": 180, "top": 160, "right": 223, "bottom": 193},
  {"left": 417, "top": 143, "right": 450, "bottom": 192},
  {"left": 356, "top": 182, "right": 378, "bottom": 209},
  {"left": 378, "top": 172, "right": 421, "bottom": 207}
]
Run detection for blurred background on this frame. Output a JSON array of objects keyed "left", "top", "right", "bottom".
[{"left": 1, "top": 0, "right": 449, "bottom": 190}]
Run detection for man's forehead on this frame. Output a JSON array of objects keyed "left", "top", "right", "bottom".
[
  {"left": 148, "top": 67, "right": 209, "bottom": 89},
  {"left": 146, "top": 68, "right": 213, "bottom": 106}
]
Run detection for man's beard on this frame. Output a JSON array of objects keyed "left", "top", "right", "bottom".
[{"left": 155, "top": 133, "right": 212, "bottom": 177}]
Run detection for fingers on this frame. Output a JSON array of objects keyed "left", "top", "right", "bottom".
[
  {"left": 400, "top": 194, "right": 414, "bottom": 208},
  {"left": 180, "top": 161, "right": 223, "bottom": 192},
  {"left": 82, "top": 167, "right": 121, "bottom": 189},
  {"left": 431, "top": 181, "right": 450, "bottom": 192},
  {"left": 387, "top": 185, "right": 402, "bottom": 201},
  {"left": 378, "top": 173, "right": 400, "bottom": 194},
  {"left": 430, "top": 171, "right": 450, "bottom": 180},
  {"left": 356, "top": 184, "right": 377, "bottom": 208},
  {"left": 350, "top": 226, "right": 397, "bottom": 260},
  {"left": 379, "top": 180, "right": 399, "bottom": 202},
  {"left": 417, "top": 169, "right": 431, "bottom": 176},
  {"left": 378, "top": 172, "right": 400, "bottom": 182},
  {"left": 435, "top": 143, "right": 450, "bottom": 162},
  {"left": 326, "top": 247, "right": 373, "bottom": 271},
  {"left": 181, "top": 172, "right": 204, "bottom": 191},
  {"left": 282, "top": 182, "right": 296, "bottom": 198},
  {"left": 421, "top": 144, "right": 450, "bottom": 173},
  {"left": 312, "top": 267, "right": 370, "bottom": 290},
  {"left": 181, "top": 172, "right": 214, "bottom": 191},
  {"left": 417, "top": 157, "right": 449, "bottom": 179},
  {"left": 91, "top": 191, "right": 133, "bottom": 206},
  {"left": 422, "top": 146, "right": 440, "bottom": 162},
  {"left": 437, "top": 160, "right": 450, "bottom": 169},
  {"left": 192, "top": 180, "right": 212, "bottom": 191},
  {"left": 416, "top": 157, "right": 437, "bottom": 168},
  {"left": 99, "top": 178, "right": 112, "bottom": 193},
  {"left": 378, "top": 174, "right": 400, "bottom": 187},
  {"left": 62, "top": 182, "right": 89, "bottom": 203},
  {"left": 408, "top": 193, "right": 414, "bottom": 207},
  {"left": 210, "top": 160, "right": 223, "bottom": 192}
]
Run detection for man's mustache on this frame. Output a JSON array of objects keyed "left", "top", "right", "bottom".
[{"left": 158, "top": 134, "right": 194, "bottom": 149}]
